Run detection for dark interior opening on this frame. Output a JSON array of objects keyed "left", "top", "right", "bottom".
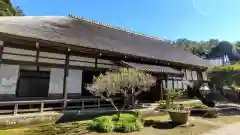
[
  {"left": 16, "top": 70, "right": 50, "bottom": 97},
  {"left": 81, "top": 70, "right": 102, "bottom": 96},
  {"left": 137, "top": 79, "right": 163, "bottom": 102}
]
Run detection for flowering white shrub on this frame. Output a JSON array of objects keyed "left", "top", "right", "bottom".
[{"left": 86, "top": 68, "right": 156, "bottom": 111}]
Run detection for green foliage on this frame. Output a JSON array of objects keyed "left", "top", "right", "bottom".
[
  {"left": 210, "top": 63, "right": 240, "bottom": 72},
  {"left": 156, "top": 89, "right": 186, "bottom": 110},
  {"left": 156, "top": 100, "right": 167, "bottom": 109},
  {"left": 90, "top": 116, "right": 114, "bottom": 132},
  {"left": 166, "top": 89, "right": 185, "bottom": 100},
  {"left": 171, "top": 38, "right": 219, "bottom": 58},
  {"left": 0, "top": 0, "right": 24, "bottom": 16},
  {"left": 192, "top": 104, "right": 209, "bottom": 109},
  {"left": 115, "top": 119, "right": 143, "bottom": 132},
  {"left": 208, "top": 64, "right": 240, "bottom": 92},
  {"left": 90, "top": 114, "right": 143, "bottom": 133},
  {"left": 171, "top": 38, "right": 240, "bottom": 59}
]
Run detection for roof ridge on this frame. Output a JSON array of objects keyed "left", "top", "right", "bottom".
[{"left": 68, "top": 14, "right": 161, "bottom": 40}]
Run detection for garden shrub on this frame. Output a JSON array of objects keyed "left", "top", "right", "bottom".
[
  {"left": 89, "top": 113, "right": 144, "bottom": 133},
  {"left": 115, "top": 119, "right": 143, "bottom": 132},
  {"left": 90, "top": 116, "right": 114, "bottom": 132},
  {"left": 192, "top": 104, "right": 209, "bottom": 109}
]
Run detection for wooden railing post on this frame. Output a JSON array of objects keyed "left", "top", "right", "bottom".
[
  {"left": 40, "top": 102, "right": 44, "bottom": 113},
  {"left": 13, "top": 104, "right": 18, "bottom": 115},
  {"left": 82, "top": 100, "right": 84, "bottom": 110},
  {"left": 97, "top": 100, "right": 100, "bottom": 108},
  {"left": 35, "top": 42, "right": 40, "bottom": 71},
  {"left": 0, "top": 40, "right": 4, "bottom": 64}
]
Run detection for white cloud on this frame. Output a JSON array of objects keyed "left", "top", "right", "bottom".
[{"left": 192, "top": 0, "right": 208, "bottom": 17}]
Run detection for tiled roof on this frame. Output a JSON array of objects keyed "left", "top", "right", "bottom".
[
  {"left": 121, "top": 61, "right": 182, "bottom": 75},
  {"left": 0, "top": 15, "right": 211, "bottom": 68}
]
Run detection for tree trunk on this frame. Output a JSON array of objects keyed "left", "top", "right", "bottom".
[
  {"left": 116, "top": 96, "right": 128, "bottom": 121},
  {"left": 132, "top": 93, "right": 135, "bottom": 109}
]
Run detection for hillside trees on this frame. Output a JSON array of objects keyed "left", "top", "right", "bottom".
[{"left": 0, "top": 0, "right": 24, "bottom": 16}]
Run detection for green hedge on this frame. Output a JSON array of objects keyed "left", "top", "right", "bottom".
[
  {"left": 207, "top": 64, "right": 240, "bottom": 90},
  {"left": 90, "top": 113, "right": 143, "bottom": 133},
  {"left": 209, "top": 63, "right": 240, "bottom": 72}
]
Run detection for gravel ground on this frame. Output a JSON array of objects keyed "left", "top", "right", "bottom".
[{"left": 201, "top": 122, "right": 240, "bottom": 135}]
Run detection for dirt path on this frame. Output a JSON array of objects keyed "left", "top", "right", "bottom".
[
  {"left": 189, "top": 117, "right": 223, "bottom": 126},
  {"left": 200, "top": 122, "right": 240, "bottom": 135}
]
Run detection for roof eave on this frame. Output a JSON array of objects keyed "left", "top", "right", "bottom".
[{"left": 0, "top": 32, "right": 209, "bottom": 70}]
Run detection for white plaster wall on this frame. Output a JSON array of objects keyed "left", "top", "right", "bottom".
[
  {"left": 67, "top": 69, "right": 82, "bottom": 94},
  {"left": 2, "top": 54, "right": 35, "bottom": 62},
  {"left": 48, "top": 68, "right": 64, "bottom": 94},
  {"left": 0, "top": 64, "right": 19, "bottom": 94},
  {"left": 48, "top": 68, "right": 83, "bottom": 94}
]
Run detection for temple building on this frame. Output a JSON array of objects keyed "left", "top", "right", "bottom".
[{"left": 0, "top": 15, "right": 210, "bottom": 114}]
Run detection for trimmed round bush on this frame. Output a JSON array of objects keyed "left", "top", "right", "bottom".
[
  {"left": 90, "top": 116, "right": 114, "bottom": 132},
  {"left": 193, "top": 104, "right": 209, "bottom": 109},
  {"left": 89, "top": 113, "right": 144, "bottom": 133}
]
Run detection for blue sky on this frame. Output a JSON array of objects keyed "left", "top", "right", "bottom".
[{"left": 12, "top": 0, "right": 240, "bottom": 41}]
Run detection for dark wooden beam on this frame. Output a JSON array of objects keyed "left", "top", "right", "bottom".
[
  {"left": 95, "top": 58, "right": 98, "bottom": 68},
  {"left": 181, "top": 77, "right": 184, "bottom": 89},
  {"left": 164, "top": 75, "right": 168, "bottom": 88},
  {"left": 63, "top": 48, "right": 70, "bottom": 110},
  {"left": 160, "top": 80, "right": 164, "bottom": 100},
  {"left": 35, "top": 42, "right": 40, "bottom": 71},
  {"left": 172, "top": 77, "right": 174, "bottom": 89},
  {"left": 0, "top": 41, "right": 4, "bottom": 64},
  {"left": 190, "top": 70, "right": 193, "bottom": 80},
  {"left": 184, "top": 70, "right": 187, "bottom": 80}
]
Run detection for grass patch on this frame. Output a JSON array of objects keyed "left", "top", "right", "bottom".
[
  {"left": 0, "top": 121, "right": 91, "bottom": 135},
  {"left": 144, "top": 115, "right": 170, "bottom": 121},
  {"left": 0, "top": 114, "right": 221, "bottom": 135}
]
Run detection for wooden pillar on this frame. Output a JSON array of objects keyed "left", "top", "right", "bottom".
[
  {"left": 165, "top": 75, "right": 168, "bottom": 88},
  {"left": 95, "top": 58, "right": 98, "bottom": 68},
  {"left": 172, "top": 77, "right": 174, "bottom": 89},
  {"left": 184, "top": 69, "right": 187, "bottom": 80},
  {"left": 164, "top": 75, "right": 168, "bottom": 100},
  {"left": 197, "top": 71, "right": 203, "bottom": 81},
  {"left": 0, "top": 40, "right": 4, "bottom": 64},
  {"left": 35, "top": 42, "right": 40, "bottom": 71},
  {"left": 181, "top": 77, "right": 184, "bottom": 89},
  {"left": 131, "top": 88, "right": 135, "bottom": 109},
  {"left": 63, "top": 48, "right": 70, "bottom": 110},
  {"left": 160, "top": 80, "right": 164, "bottom": 100}
]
